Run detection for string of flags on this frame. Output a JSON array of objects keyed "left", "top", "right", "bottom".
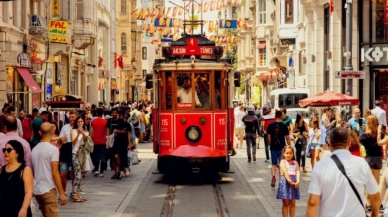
[{"left": 131, "top": 0, "right": 244, "bottom": 19}]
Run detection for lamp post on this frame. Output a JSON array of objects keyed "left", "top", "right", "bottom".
[{"left": 344, "top": 0, "right": 353, "bottom": 97}]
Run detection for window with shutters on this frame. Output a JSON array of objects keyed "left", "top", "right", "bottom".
[
  {"left": 76, "top": 0, "right": 84, "bottom": 19},
  {"left": 284, "top": 0, "right": 294, "bottom": 24},
  {"left": 142, "top": 47, "right": 147, "bottom": 60},
  {"left": 121, "top": 0, "right": 126, "bottom": 14},
  {"left": 258, "top": 0, "right": 266, "bottom": 24},
  {"left": 70, "top": 69, "right": 78, "bottom": 95},
  {"left": 142, "top": 70, "right": 147, "bottom": 80},
  {"left": 121, "top": 33, "right": 127, "bottom": 53}
]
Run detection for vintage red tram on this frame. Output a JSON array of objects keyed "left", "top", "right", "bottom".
[{"left": 146, "top": 33, "right": 240, "bottom": 174}]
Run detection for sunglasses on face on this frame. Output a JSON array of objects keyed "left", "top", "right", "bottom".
[
  {"left": 2, "top": 148, "right": 14, "bottom": 153},
  {"left": 355, "top": 112, "right": 361, "bottom": 115}
]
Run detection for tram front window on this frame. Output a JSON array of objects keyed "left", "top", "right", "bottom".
[
  {"left": 195, "top": 73, "right": 210, "bottom": 108},
  {"left": 176, "top": 73, "right": 210, "bottom": 109}
]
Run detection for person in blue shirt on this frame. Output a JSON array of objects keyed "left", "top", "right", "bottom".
[{"left": 348, "top": 108, "right": 366, "bottom": 136}]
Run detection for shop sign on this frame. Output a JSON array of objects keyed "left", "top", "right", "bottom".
[
  {"left": 361, "top": 47, "right": 388, "bottom": 62},
  {"left": 48, "top": 20, "right": 70, "bottom": 44},
  {"left": 52, "top": 0, "right": 59, "bottom": 18},
  {"left": 17, "top": 53, "right": 30, "bottom": 67}
]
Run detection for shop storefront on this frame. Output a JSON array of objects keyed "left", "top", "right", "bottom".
[{"left": 360, "top": 0, "right": 388, "bottom": 114}]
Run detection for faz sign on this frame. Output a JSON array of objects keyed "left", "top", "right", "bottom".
[{"left": 361, "top": 47, "right": 388, "bottom": 62}]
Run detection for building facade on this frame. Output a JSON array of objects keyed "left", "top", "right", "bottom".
[
  {"left": 251, "top": 0, "right": 360, "bottom": 107},
  {"left": 359, "top": 0, "right": 388, "bottom": 112},
  {"left": 0, "top": 0, "right": 48, "bottom": 112}
]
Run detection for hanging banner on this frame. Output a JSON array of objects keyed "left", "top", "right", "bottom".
[
  {"left": 48, "top": 20, "right": 71, "bottom": 44},
  {"left": 52, "top": 0, "right": 59, "bottom": 18},
  {"left": 218, "top": 20, "right": 237, "bottom": 29}
]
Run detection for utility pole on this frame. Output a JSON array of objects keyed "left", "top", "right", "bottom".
[{"left": 344, "top": 0, "right": 353, "bottom": 97}]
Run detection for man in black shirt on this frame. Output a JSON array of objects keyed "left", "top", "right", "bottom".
[
  {"left": 106, "top": 108, "right": 128, "bottom": 179},
  {"left": 242, "top": 105, "right": 260, "bottom": 162},
  {"left": 267, "top": 110, "right": 291, "bottom": 187}
]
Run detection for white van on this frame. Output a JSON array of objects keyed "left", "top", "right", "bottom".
[{"left": 270, "top": 88, "right": 310, "bottom": 124}]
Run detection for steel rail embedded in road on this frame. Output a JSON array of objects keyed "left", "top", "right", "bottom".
[
  {"left": 213, "top": 178, "right": 230, "bottom": 217},
  {"left": 160, "top": 185, "right": 176, "bottom": 217}
]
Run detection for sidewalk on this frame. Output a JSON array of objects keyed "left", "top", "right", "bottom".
[
  {"left": 32, "top": 147, "right": 156, "bottom": 217},
  {"left": 232, "top": 140, "right": 312, "bottom": 217}
]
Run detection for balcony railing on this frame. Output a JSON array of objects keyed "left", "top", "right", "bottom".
[{"left": 29, "top": 15, "right": 47, "bottom": 37}]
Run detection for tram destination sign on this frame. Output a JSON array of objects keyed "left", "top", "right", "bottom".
[
  {"left": 172, "top": 46, "right": 213, "bottom": 56},
  {"left": 335, "top": 71, "right": 365, "bottom": 79}
]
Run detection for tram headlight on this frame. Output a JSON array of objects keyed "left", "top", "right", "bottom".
[
  {"left": 199, "top": 117, "right": 207, "bottom": 125},
  {"left": 185, "top": 126, "right": 202, "bottom": 143}
]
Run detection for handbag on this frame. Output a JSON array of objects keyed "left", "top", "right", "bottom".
[
  {"left": 331, "top": 154, "right": 368, "bottom": 217},
  {"left": 106, "top": 119, "right": 115, "bottom": 149}
]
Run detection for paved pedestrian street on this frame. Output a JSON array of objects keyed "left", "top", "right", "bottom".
[{"left": 33, "top": 141, "right": 313, "bottom": 217}]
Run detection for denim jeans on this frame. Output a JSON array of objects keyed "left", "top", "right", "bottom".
[
  {"left": 91, "top": 145, "right": 107, "bottom": 174},
  {"left": 264, "top": 134, "right": 270, "bottom": 160},
  {"left": 246, "top": 133, "right": 257, "bottom": 160}
]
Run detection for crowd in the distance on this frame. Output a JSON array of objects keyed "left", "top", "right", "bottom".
[
  {"left": 234, "top": 100, "right": 388, "bottom": 217},
  {"left": 0, "top": 100, "right": 153, "bottom": 217}
]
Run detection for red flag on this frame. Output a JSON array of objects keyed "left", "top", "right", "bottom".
[
  {"left": 329, "top": 0, "right": 334, "bottom": 13},
  {"left": 113, "top": 53, "right": 117, "bottom": 68},
  {"left": 117, "top": 55, "right": 123, "bottom": 69}
]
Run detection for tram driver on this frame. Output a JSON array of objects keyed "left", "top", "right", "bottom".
[{"left": 177, "top": 75, "right": 202, "bottom": 107}]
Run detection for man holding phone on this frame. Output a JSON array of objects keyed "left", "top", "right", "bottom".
[{"left": 347, "top": 108, "right": 366, "bottom": 136}]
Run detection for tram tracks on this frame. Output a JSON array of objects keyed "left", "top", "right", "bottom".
[
  {"left": 159, "top": 176, "right": 230, "bottom": 217},
  {"left": 160, "top": 184, "right": 176, "bottom": 217}
]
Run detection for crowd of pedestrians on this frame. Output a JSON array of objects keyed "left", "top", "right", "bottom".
[
  {"left": 0, "top": 100, "right": 153, "bottom": 217},
  {"left": 234, "top": 100, "right": 388, "bottom": 217}
]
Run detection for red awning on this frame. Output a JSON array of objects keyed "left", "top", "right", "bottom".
[
  {"left": 16, "top": 67, "right": 42, "bottom": 93},
  {"left": 299, "top": 91, "right": 359, "bottom": 107},
  {"left": 257, "top": 42, "right": 266, "bottom": 49}
]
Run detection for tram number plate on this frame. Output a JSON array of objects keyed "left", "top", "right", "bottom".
[{"left": 189, "top": 158, "right": 203, "bottom": 163}]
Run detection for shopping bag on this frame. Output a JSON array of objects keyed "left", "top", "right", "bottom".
[
  {"left": 306, "top": 143, "right": 312, "bottom": 158},
  {"left": 106, "top": 134, "right": 115, "bottom": 149}
]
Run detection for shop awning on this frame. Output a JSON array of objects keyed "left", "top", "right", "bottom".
[
  {"left": 16, "top": 67, "right": 42, "bottom": 93},
  {"left": 257, "top": 42, "right": 266, "bottom": 49}
]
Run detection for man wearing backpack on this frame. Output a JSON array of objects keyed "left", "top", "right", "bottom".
[
  {"left": 261, "top": 106, "right": 275, "bottom": 163},
  {"left": 130, "top": 104, "right": 141, "bottom": 144}
]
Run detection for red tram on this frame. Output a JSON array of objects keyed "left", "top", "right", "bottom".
[{"left": 146, "top": 32, "right": 241, "bottom": 174}]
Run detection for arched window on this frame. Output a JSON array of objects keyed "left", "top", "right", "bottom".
[
  {"left": 121, "top": 0, "right": 126, "bottom": 14},
  {"left": 121, "top": 33, "right": 126, "bottom": 53}
]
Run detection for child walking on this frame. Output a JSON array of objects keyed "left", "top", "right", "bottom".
[{"left": 276, "top": 146, "right": 300, "bottom": 217}]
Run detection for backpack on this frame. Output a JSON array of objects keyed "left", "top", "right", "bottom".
[
  {"left": 131, "top": 112, "right": 140, "bottom": 128},
  {"left": 262, "top": 116, "right": 275, "bottom": 134}
]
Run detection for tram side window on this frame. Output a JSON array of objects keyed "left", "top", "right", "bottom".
[
  {"left": 214, "top": 71, "right": 221, "bottom": 109},
  {"left": 195, "top": 73, "right": 210, "bottom": 109},
  {"left": 166, "top": 71, "right": 172, "bottom": 110}
]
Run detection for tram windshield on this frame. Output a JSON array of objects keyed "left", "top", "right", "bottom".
[
  {"left": 164, "top": 71, "right": 224, "bottom": 110},
  {"left": 176, "top": 73, "right": 210, "bottom": 109}
]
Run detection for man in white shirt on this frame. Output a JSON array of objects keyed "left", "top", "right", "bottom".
[
  {"left": 177, "top": 76, "right": 202, "bottom": 107},
  {"left": 32, "top": 122, "right": 67, "bottom": 217},
  {"left": 306, "top": 127, "right": 380, "bottom": 217},
  {"left": 234, "top": 105, "right": 246, "bottom": 148},
  {"left": 58, "top": 110, "right": 77, "bottom": 193},
  {"left": 371, "top": 100, "right": 387, "bottom": 126},
  {"left": 39, "top": 101, "right": 48, "bottom": 113}
]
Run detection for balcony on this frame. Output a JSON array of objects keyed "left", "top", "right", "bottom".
[
  {"left": 73, "top": 19, "right": 97, "bottom": 49},
  {"left": 29, "top": 15, "right": 47, "bottom": 38}
]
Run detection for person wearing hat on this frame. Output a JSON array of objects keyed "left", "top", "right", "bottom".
[
  {"left": 242, "top": 105, "right": 260, "bottom": 162},
  {"left": 371, "top": 100, "right": 387, "bottom": 126},
  {"left": 177, "top": 75, "right": 202, "bottom": 107}
]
